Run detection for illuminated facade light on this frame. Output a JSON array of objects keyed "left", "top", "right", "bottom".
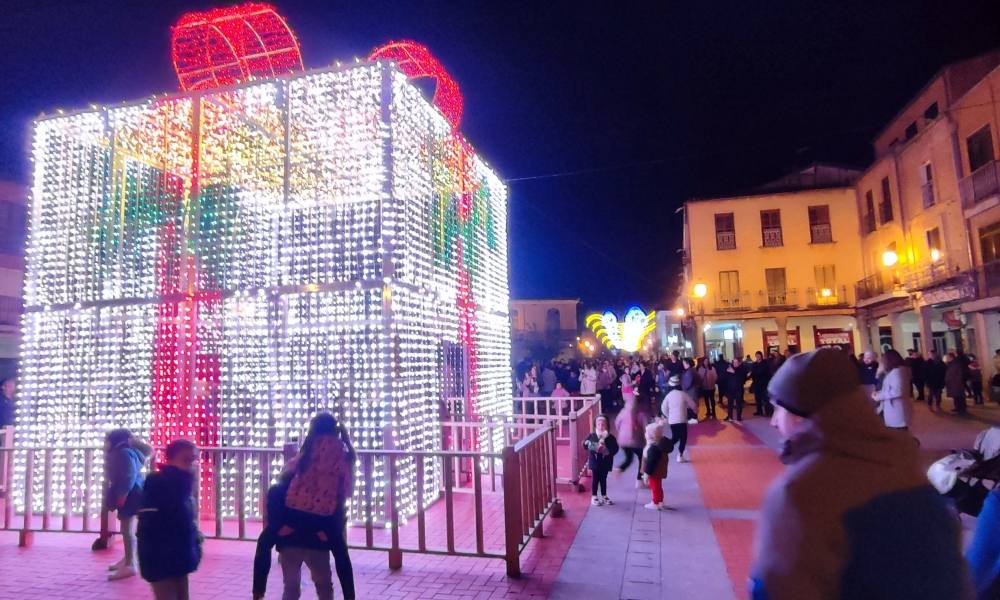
[
  {"left": 585, "top": 306, "right": 656, "bottom": 352},
  {"left": 820, "top": 287, "right": 832, "bottom": 297},
  {"left": 882, "top": 249, "right": 899, "bottom": 267},
  {"left": 692, "top": 283, "right": 708, "bottom": 298},
  {"left": 675, "top": 307, "right": 685, "bottom": 317},
  {"left": 17, "top": 61, "right": 510, "bottom": 523},
  {"left": 930, "top": 248, "right": 942, "bottom": 262}
]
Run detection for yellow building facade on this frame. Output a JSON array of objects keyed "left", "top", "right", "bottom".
[
  {"left": 683, "top": 175, "right": 864, "bottom": 359},
  {"left": 682, "top": 50, "right": 1000, "bottom": 381}
]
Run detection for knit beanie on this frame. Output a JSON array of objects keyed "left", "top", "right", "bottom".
[
  {"left": 766, "top": 347, "right": 860, "bottom": 417},
  {"left": 668, "top": 374, "right": 681, "bottom": 387}
]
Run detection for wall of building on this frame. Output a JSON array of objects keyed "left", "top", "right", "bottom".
[
  {"left": 510, "top": 299, "right": 579, "bottom": 332},
  {"left": 687, "top": 187, "right": 864, "bottom": 311}
]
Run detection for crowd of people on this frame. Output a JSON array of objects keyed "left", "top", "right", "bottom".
[{"left": 101, "top": 412, "right": 356, "bottom": 600}]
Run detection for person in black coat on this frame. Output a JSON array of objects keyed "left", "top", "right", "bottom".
[
  {"left": 583, "top": 415, "right": 619, "bottom": 505},
  {"left": 906, "top": 349, "right": 926, "bottom": 402},
  {"left": 751, "top": 352, "right": 772, "bottom": 416},
  {"left": 925, "top": 349, "right": 947, "bottom": 411},
  {"left": 137, "top": 439, "right": 202, "bottom": 600},
  {"left": 724, "top": 357, "right": 749, "bottom": 422}
]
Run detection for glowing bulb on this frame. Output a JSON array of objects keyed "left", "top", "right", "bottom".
[
  {"left": 882, "top": 250, "right": 898, "bottom": 267},
  {"left": 675, "top": 307, "right": 685, "bottom": 317},
  {"left": 820, "top": 288, "right": 832, "bottom": 298},
  {"left": 930, "top": 248, "right": 941, "bottom": 262},
  {"left": 693, "top": 283, "right": 708, "bottom": 298}
]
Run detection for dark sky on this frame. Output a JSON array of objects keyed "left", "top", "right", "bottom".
[{"left": 3, "top": 2, "right": 1000, "bottom": 314}]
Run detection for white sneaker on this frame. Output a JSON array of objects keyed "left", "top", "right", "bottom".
[
  {"left": 591, "top": 496, "right": 603, "bottom": 506},
  {"left": 602, "top": 496, "right": 614, "bottom": 506},
  {"left": 108, "top": 565, "right": 136, "bottom": 581},
  {"left": 644, "top": 502, "right": 662, "bottom": 510},
  {"left": 108, "top": 558, "right": 127, "bottom": 571},
  {"left": 677, "top": 453, "right": 685, "bottom": 463},
  {"left": 635, "top": 480, "right": 643, "bottom": 489},
  {"left": 687, "top": 418, "right": 698, "bottom": 425}
]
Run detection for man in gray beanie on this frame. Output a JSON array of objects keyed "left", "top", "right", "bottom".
[{"left": 750, "top": 348, "right": 971, "bottom": 600}]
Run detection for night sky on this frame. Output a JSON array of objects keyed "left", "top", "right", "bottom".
[{"left": 3, "top": 1, "right": 1000, "bottom": 313}]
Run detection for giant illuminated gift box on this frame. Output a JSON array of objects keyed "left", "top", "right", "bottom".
[{"left": 17, "top": 61, "right": 511, "bottom": 521}]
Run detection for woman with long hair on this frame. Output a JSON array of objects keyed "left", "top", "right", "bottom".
[
  {"left": 873, "top": 349, "right": 913, "bottom": 430},
  {"left": 697, "top": 357, "right": 718, "bottom": 419}
]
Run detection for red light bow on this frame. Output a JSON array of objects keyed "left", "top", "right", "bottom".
[
  {"left": 368, "top": 40, "right": 463, "bottom": 129},
  {"left": 171, "top": 2, "right": 303, "bottom": 91}
]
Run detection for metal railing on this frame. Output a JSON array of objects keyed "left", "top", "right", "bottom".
[
  {"left": 809, "top": 223, "right": 832, "bottom": 243},
  {"left": 762, "top": 227, "right": 783, "bottom": 247},
  {"left": 450, "top": 395, "right": 600, "bottom": 489},
  {"left": 805, "top": 285, "right": 848, "bottom": 307},
  {"left": 759, "top": 287, "right": 797, "bottom": 309},
  {"left": 0, "top": 424, "right": 560, "bottom": 577},
  {"left": 974, "top": 261, "right": 1000, "bottom": 299},
  {"left": 922, "top": 181, "right": 936, "bottom": 208},
  {"left": 960, "top": 160, "right": 1000, "bottom": 208},
  {"left": 901, "top": 260, "right": 959, "bottom": 291},
  {"left": 716, "top": 231, "right": 736, "bottom": 250},
  {"left": 855, "top": 270, "right": 899, "bottom": 301},
  {"left": 714, "top": 290, "right": 752, "bottom": 312}
]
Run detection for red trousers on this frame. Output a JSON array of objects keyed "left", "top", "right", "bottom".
[{"left": 649, "top": 477, "right": 664, "bottom": 504}]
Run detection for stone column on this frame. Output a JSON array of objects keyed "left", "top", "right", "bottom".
[
  {"left": 889, "top": 311, "right": 908, "bottom": 352},
  {"left": 917, "top": 303, "right": 934, "bottom": 356},
  {"left": 693, "top": 314, "right": 705, "bottom": 358},
  {"left": 775, "top": 315, "right": 788, "bottom": 352}
]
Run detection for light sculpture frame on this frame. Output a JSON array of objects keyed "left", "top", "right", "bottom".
[{"left": 17, "top": 61, "right": 510, "bottom": 524}]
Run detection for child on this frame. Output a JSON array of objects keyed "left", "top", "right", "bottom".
[
  {"left": 641, "top": 422, "right": 675, "bottom": 510},
  {"left": 583, "top": 415, "right": 619, "bottom": 506},
  {"left": 137, "top": 439, "right": 202, "bottom": 600},
  {"left": 103, "top": 429, "right": 152, "bottom": 580}
]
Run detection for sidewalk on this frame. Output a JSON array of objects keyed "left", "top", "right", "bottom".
[{"left": 549, "top": 400, "right": 1000, "bottom": 600}]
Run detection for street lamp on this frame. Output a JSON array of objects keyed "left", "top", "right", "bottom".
[
  {"left": 930, "top": 248, "right": 942, "bottom": 263},
  {"left": 882, "top": 249, "right": 898, "bottom": 267},
  {"left": 691, "top": 282, "right": 708, "bottom": 357},
  {"left": 675, "top": 307, "right": 686, "bottom": 318}
]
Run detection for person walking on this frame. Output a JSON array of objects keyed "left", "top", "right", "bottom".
[
  {"left": 946, "top": 352, "right": 969, "bottom": 414},
  {"left": 906, "top": 349, "right": 926, "bottom": 402},
  {"left": 751, "top": 348, "right": 972, "bottom": 600},
  {"left": 751, "top": 351, "right": 771, "bottom": 416},
  {"left": 661, "top": 374, "right": 697, "bottom": 463},
  {"left": 580, "top": 362, "right": 598, "bottom": 397},
  {"left": 655, "top": 363, "right": 668, "bottom": 411},
  {"left": 615, "top": 389, "right": 647, "bottom": 488},
  {"left": 969, "top": 356, "right": 985, "bottom": 406},
  {"left": 137, "top": 439, "right": 202, "bottom": 600},
  {"left": 583, "top": 415, "right": 618, "bottom": 506},
  {"left": 540, "top": 364, "right": 557, "bottom": 397},
  {"left": 104, "top": 429, "right": 152, "bottom": 580},
  {"left": 680, "top": 358, "right": 700, "bottom": 423},
  {"left": 873, "top": 349, "right": 913, "bottom": 431},
  {"left": 697, "top": 357, "right": 718, "bottom": 419},
  {"left": 640, "top": 422, "right": 674, "bottom": 510},
  {"left": 596, "top": 363, "right": 615, "bottom": 413},
  {"left": 926, "top": 349, "right": 947, "bottom": 411},
  {"left": 724, "top": 357, "right": 748, "bottom": 422}
]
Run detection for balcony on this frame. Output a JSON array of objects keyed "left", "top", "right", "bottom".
[
  {"left": 713, "top": 290, "right": 752, "bottom": 313},
  {"left": 959, "top": 160, "right": 1000, "bottom": 208},
  {"left": 901, "top": 260, "right": 959, "bottom": 291},
  {"left": 809, "top": 223, "right": 832, "bottom": 243},
  {"left": 758, "top": 288, "right": 798, "bottom": 310},
  {"left": 855, "top": 271, "right": 900, "bottom": 302},
  {"left": 805, "top": 285, "right": 848, "bottom": 307},
  {"left": 921, "top": 181, "right": 935, "bottom": 208},
  {"left": 762, "top": 227, "right": 783, "bottom": 247},
  {"left": 715, "top": 231, "right": 736, "bottom": 250},
  {"left": 972, "top": 260, "right": 1000, "bottom": 299}
]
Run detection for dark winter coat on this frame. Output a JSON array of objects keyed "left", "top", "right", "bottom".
[
  {"left": 750, "top": 360, "right": 771, "bottom": 391},
  {"left": 926, "top": 358, "right": 947, "bottom": 389},
  {"left": 104, "top": 444, "right": 150, "bottom": 518},
  {"left": 0, "top": 392, "right": 12, "bottom": 429},
  {"left": 946, "top": 360, "right": 968, "bottom": 399},
  {"left": 859, "top": 362, "right": 879, "bottom": 386},
  {"left": 907, "top": 356, "right": 926, "bottom": 385},
  {"left": 583, "top": 432, "right": 619, "bottom": 471},
  {"left": 137, "top": 465, "right": 202, "bottom": 583},
  {"left": 724, "top": 364, "right": 749, "bottom": 398},
  {"left": 642, "top": 436, "right": 675, "bottom": 479}
]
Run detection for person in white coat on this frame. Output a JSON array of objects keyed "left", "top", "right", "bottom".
[
  {"left": 580, "top": 363, "right": 598, "bottom": 396},
  {"left": 873, "top": 349, "right": 914, "bottom": 431},
  {"left": 660, "top": 374, "right": 697, "bottom": 462}
]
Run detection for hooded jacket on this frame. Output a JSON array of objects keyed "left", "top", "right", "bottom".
[
  {"left": 104, "top": 440, "right": 152, "bottom": 518},
  {"left": 583, "top": 430, "right": 619, "bottom": 471},
  {"left": 751, "top": 384, "right": 972, "bottom": 600},
  {"left": 137, "top": 465, "right": 201, "bottom": 582}
]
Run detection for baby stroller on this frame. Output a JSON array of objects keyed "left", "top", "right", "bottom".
[{"left": 928, "top": 427, "right": 1000, "bottom": 517}]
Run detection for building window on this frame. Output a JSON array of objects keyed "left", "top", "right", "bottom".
[
  {"left": 545, "top": 308, "right": 560, "bottom": 333},
  {"left": 924, "top": 102, "right": 939, "bottom": 121},
  {"left": 863, "top": 190, "right": 876, "bottom": 233},
  {"left": 715, "top": 213, "right": 736, "bottom": 250},
  {"left": 981, "top": 222, "right": 1000, "bottom": 264},
  {"left": 808, "top": 205, "right": 832, "bottom": 243},
  {"left": 967, "top": 125, "right": 996, "bottom": 173},
  {"left": 760, "top": 209, "right": 782, "bottom": 247},
  {"left": 814, "top": 264, "right": 837, "bottom": 305},
  {"left": 719, "top": 270, "right": 741, "bottom": 308},
  {"left": 879, "top": 177, "right": 894, "bottom": 224},
  {"left": 765, "top": 268, "right": 787, "bottom": 305},
  {"left": 905, "top": 122, "right": 918, "bottom": 140},
  {"left": 921, "top": 162, "right": 935, "bottom": 208},
  {"left": 926, "top": 227, "right": 942, "bottom": 256}
]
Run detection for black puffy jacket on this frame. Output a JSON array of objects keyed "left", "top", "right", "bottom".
[{"left": 137, "top": 465, "right": 202, "bottom": 582}]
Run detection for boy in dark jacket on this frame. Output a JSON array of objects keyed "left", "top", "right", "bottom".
[
  {"left": 104, "top": 429, "right": 152, "bottom": 580},
  {"left": 583, "top": 415, "right": 618, "bottom": 506},
  {"left": 137, "top": 439, "right": 201, "bottom": 600},
  {"left": 641, "top": 422, "right": 675, "bottom": 510}
]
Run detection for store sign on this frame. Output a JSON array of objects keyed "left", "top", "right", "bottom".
[
  {"left": 816, "top": 330, "right": 851, "bottom": 345},
  {"left": 764, "top": 330, "right": 798, "bottom": 347}
]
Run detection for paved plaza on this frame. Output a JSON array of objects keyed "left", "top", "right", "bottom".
[{"left": 1, "top": 401, "right": 996, "bottom": 599}]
